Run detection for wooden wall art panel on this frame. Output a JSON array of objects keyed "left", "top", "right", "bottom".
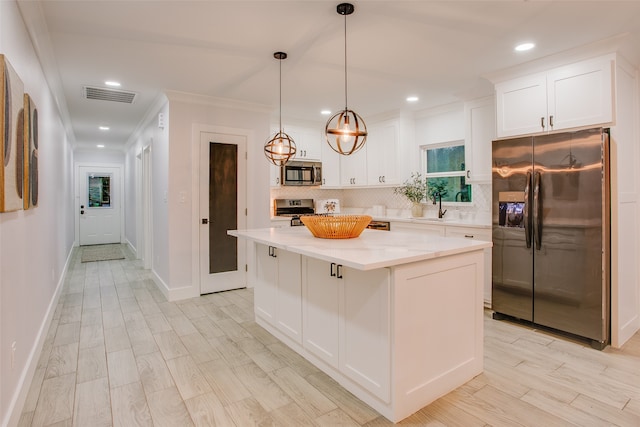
[
  {"left": 24, "top": 94, "right": 38, "bottom": 209},
  {"left": 1, "top": 54, "right": 25, "bottom": 212}
]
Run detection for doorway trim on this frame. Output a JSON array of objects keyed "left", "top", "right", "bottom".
[
  {"left": 74, "top": 162, "right": 124, "bottom": 247},
  {"left": 191, "top": 123, "right": 252, "bottom": 296}
]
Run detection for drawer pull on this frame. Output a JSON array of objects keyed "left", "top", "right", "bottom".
[{"left": 464, "top": 234, "right": 474, "bottom": 238}]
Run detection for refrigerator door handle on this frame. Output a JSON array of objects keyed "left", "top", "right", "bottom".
[
  {"left": 524, "top": 171, "right": 532, "bottom": 249},
  {"left": 533, "top": 171, "right": 542, "bottom": 250}
]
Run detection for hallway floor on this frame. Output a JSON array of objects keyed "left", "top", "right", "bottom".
[{"left": 18, "top": 244, "right": 640, "bottom": 426}]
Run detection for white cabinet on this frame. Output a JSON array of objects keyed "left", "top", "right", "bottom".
[
  {"left": 464, "top": 96, "right": 495, "bottom": 183},
  {"left": 366, "top": 120, "right": 401, "bottom": 186},
  {"left": 269, "top": 164, "right": 281, "bottom": 187},
  {"left": 303, "top": 257, "right": 391, "bottom": 402},
  {"left": 287, "top": 127, "right": 322, "bottom": 160},
  {"left": 339, "top": 145, "right": 367, "bottom": 187},
  {"left": 320, "top": 136, "right": 341, "bottom": 187},
  {"left": 254, "top": 244, "right": 302, "bottom": 343},
  {"left": 495, "top": 54, "right": 614, "bottom": 138},
  {"left": 444, "top": 226, "right": 492, "bottom": 307},
  {"left": 303, "top": 257, "right": 340, "bottom": 367}
]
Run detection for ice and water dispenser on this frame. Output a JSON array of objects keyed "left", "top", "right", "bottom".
[{"left": 498, "top": 191, "right": 525, "bottom": 228}]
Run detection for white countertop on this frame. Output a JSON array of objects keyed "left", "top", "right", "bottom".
[{"left": 229, "top": 227, "right": 492, "bottom": 271}]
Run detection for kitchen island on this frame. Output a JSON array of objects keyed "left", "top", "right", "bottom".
[{"left": 228, "top": 227, "right": 491, "bottom": 422}]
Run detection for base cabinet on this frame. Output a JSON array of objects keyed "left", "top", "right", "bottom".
[
  {"left": 254, "top": 244, "right": 302, "bottom": 343},
  {"left": 303, "top": 257, "right": 391, "bottom": 402}
]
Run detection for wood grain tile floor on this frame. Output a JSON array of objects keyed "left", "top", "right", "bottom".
[{"left": 18, "top": 244, "right": 640, "bottom": 426}]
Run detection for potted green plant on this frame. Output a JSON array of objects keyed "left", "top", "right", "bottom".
[{"left": 395, "top": 172, "right": 428, "bottom": 217}]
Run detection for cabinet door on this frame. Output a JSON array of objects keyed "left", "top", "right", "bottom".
[
  {"left": 341, "top": 267, "right": 391, "bottom": 402},
  {"left": 269, "top": 164, "right": 281, "bottom": 187},
  {"left": 339, "top": 146, "right": 367, "bottom": 187},
  {"left": 302, "top": 257, "right": 340, "bottom": 368},
  {"left": 464, "top": 97, "right": 495, "bottom": 183},
  {"left": 320, "top": 136, "right": 341, "bottom": 187},
  {"left": 276, "top": 250, "right": 303, "bottom": 343},
  {"left": 445, "top": 226, "right": 492, "bottom": 307},
  {"left": 547, "top": 56, "right": 613, "bottom": 131},
  {"left": 366, "top": 120, "right": 400, "bottom": 186},
  {"left": 254, "top": 244, "right": 277, "bottom": 323},
  {"left": 495, "top": 73, "right": 547, "bottom": 138},
  {"left": 288, "top": 127, "right": 322, "bottom": 161}
]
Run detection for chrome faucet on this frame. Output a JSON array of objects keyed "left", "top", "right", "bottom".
[{"left": 432, "top": 192, "right": 447, "bottom": 218}]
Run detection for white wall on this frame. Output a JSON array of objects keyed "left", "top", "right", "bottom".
[
  {"left": 0, "top": 2, "right": 75, "bottom": 425},
  {"left": 163, "top": 95, "right": 271, "bottom": 299},
  {"left": 125, "top": 100, "right": 169, "bottom": 283}
]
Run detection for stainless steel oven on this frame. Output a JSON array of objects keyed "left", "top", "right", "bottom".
[{"left": 282, "top": 161, "right": 322, "bottom": 186}]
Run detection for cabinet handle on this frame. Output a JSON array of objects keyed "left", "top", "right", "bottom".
[
  {"left": 269, "top": 246, "right": 277, "bottom": 257},
  {"left": 330, "top": 262, "right": 336, "bottom": 277},
  {"left": 322, "top": 178, "right": 325, "bottom": 185},
  {"left": 541, "top": 116, "right": 545, "bottom": 129},
  {"left": 383, "top": 176, "right": 386, "bottom": 183},
  {"left": 467, "top": 170, "right": 471, "bottom": 179},
  {"left": 549, "top": 115, "right": 554, "bottom": 128},
  {"left": 336, "top": 264, "right": 343, "bottom": 279},
  {"left": 464, "top": 234, "right": 474, "bottom": 238}
]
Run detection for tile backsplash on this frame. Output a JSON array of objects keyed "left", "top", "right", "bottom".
[{"left": 271, "top": 183, "right": 491, "bottom": 221}]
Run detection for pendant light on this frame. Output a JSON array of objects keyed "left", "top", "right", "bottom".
[
  {"left": 264, "top": 52, "right": 297, "bottom": 166},
  {"left": 325, "top": 2, "right": 367, "bottom": 156}
]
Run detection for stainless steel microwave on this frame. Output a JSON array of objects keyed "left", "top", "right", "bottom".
[{"left": 282, "top": 161, "right": 322, "bottom": 186}]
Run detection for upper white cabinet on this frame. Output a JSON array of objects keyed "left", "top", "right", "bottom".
[
  {"left": 464, "top": 96, "right": 495, "bottom": 183},
  {"left": 495, "top": 54, "right": 614, "bottom": 138},
  {"left": 340, "top": 145, "right": 368, "bottom": 187},
  {"left": 269, "top": 164, "right": 281, "bottom": 187},
  {"left": 320, "top": 136, "right": 341, "bottom": 187},
  {"left": 366, "top": 120, "right": 401, "bottom": 186},
  {"left": 287, "top": 127, "right": 322, "bottom": 160}
]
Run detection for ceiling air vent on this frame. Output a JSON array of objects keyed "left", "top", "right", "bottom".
[{"left": 83, "top": 86, "right": 137, "bottom": 104}]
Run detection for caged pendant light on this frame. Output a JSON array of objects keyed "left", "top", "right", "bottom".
[
  {"left": 264, "top": 52, "right": 297, "bottom": 166},
  {"left": 325, "top": 2, "right": 367, "bottom": 156}
]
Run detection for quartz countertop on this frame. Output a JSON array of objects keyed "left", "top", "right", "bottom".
[{"left": 229, "top": 227, "right": 492, "bottom": 271}]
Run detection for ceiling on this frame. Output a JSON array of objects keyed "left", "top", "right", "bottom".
[{"left": 17, "top": 1, "right": 640, "bottom": 151}]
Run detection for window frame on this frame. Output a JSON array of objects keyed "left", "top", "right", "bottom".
[{"left": 420, "top": 139, "right": 473, "bottom": 206}]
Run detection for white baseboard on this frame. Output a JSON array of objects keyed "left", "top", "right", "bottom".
[
  {"left": 3, "top": 245, "right": 74, "bottom": 427},
  {"left": 150, "top": 269, "right": 198, "bottom": 302},
  {"left": 125, "top": 238, "right": 137, "bottom": 259}
]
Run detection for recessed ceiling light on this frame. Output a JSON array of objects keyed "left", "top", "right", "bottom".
[
  {"left": 96, "top": 144, "right": 105, "bottom": 148},
  {"left": 515, "top": 42, "right": 535, "bottom": 52},
  {"left": 104, "top": 81, "right": 121, "bottom": 87},
  {"left": 99, "top": 126, "right": 110, "bottom": 131},
  {"left": 321, "top": 110, "right": 331, "bottom": 115},
  {"left": 406, "top": 96, "right": 419, "bottom": 102}
]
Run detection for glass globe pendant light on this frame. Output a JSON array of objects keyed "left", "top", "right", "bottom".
[
  {"left": 325, "top": 2, "right": 367, "bottom": 156},
  {"left": 264, "top": 52, "right": 297, "bottom": 166}
]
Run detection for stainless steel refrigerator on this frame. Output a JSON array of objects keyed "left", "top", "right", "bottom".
[{"left": 492, "top": 127, "right": 610, "bottom": 349}]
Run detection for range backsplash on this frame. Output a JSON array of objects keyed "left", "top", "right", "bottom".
[{"left": 271, "top": 184, "right": 491, "bottom": 218}]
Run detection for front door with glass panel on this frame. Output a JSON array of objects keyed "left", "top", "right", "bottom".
[
  {"left": 199, "top": 132, "right": 247, "bottom": 294},
  {"left": 79, "top": 166, "right": 121, "bottom": 245}
]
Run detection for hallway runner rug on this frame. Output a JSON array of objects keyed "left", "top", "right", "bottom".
[{"left": 81, "top": 244, "right": 126, "bottom": 263}]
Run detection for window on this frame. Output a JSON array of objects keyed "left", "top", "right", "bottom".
[
  {"left": 422, "top": 140, "right": 472, "bottom": 203},
  {"left": 88, "top": 175, "right": 112, "bottom": 208}
]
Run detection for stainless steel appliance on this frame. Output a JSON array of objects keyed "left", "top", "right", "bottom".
[
  {"left": 274, "top": 198, "right": 315, "bottom": 226},
  {"left": 282, "top": 161, "right": 322, "bottom": 186},
  {"left": 492, "top": 127, "right": 610, "bottom": 349}
]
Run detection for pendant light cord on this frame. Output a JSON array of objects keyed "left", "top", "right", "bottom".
[
  {"left": 343, "top": 11, "right": 348, "bottom": 110},
  {"left": 279, "top": 57, "right": 283, "bottom": 132}
]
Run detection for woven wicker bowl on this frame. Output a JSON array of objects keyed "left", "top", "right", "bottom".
[{"left": 301, "top": 215, "right": 372, "bottom": 239}]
